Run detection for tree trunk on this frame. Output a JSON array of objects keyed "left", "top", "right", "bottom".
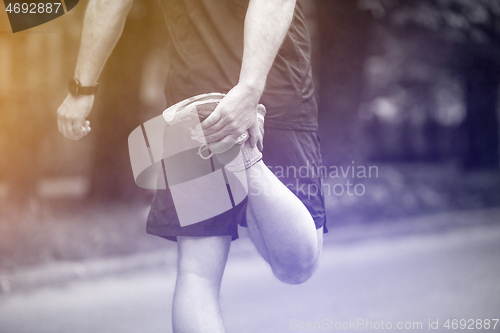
[
  {"left": 463, "top": 54, "right": 500, "bottom": 169},
  {"left": 314, "top": 0, "right": 372, "bottom": 165}
]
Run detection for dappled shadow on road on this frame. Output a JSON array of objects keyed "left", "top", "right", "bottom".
[{"left": 1, "top": 221, "right": 499, "bottom": 333}]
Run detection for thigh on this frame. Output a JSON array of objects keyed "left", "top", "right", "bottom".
[
  {"left": 262, "top": 127, "right": 327, "bottom": 231},
  {"left": 177, "top": 235, "right": 232, "bottom": 283}
]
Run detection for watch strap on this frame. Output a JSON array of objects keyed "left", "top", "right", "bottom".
[
  {"left": 79, "top": 83, "right": 99, "bottom": 95},
  {"left": 69, "top": 78, "right": 99, "bottom": 96}
]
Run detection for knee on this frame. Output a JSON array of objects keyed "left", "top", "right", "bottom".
[{"left": 271, "top": 254, "right": 319, "bottom": 285}]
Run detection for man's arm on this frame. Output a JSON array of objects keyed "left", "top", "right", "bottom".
[
  {"left": 57, "top": 0, "right": 134, "bottom": 140},
  {"left": 198, "top": 0, "right": 297, "bottom": 148}
]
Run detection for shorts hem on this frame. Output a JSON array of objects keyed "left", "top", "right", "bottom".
[
  {"left": 263, "top": 123, "right": 318, "bottom": 132},
  {"left": 315, "top": 215, "right": 328, "bottom": 233},
  {"left": 146, "top": 225, "right": 239, "bottom": 242}
]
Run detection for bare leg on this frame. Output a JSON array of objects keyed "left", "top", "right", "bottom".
[
  {"left": 173, "top": 235, "right": 231, "bottom": 333},
  {"left": 245, "top": 160, "right": 323, "bottom": 284}
]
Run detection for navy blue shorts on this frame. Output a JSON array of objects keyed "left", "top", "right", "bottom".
[{"left": 146, "top": 126, "right": 327, "bottom": 241}]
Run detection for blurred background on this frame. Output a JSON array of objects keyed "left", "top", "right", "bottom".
[{"left": 0, "top": 0, "right": 499, "bottom": 332}]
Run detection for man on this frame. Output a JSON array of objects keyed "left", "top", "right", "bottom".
[{"left": 57, "top": 0, "right": 326, "bottom": 331}]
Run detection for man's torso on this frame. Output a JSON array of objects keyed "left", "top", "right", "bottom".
[{"left": 161, "top": 0, "right": 318, "bottom": 131}]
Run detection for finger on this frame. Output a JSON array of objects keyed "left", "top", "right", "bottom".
[
  {"left": 63, "top": 120, "right": 80, "bottom": 141},
  {"left": 72, "top": 118, "right": 84, "bottom": 137},
  {"left": 81, "top": 124, "right": 91, "bottom": 137},
  {"left": 214, "top": 134, "right": 240, "bottom": 147},
  {"left": 83, "top": 121, "right": 91, "bottom": 135},
  {"left": 248, "top": 123, "right": 261, "bottom": 149},
  {"left": 249, "top": 135, "right": 257, "bottom": 149},
  {"left": 220, "top": 134, "right": 240, "bottom": 144},
  {"left": 192, "top": 121, "right": 238, "bottom": 143},
  {"left": 191, "top": 122, "right": 226, "bottom": 138},
  {"left": 193, "top": 120, "right": 226, "bottom": 138},
  {"left": 204, "top": 126, "right": 242, "bottom": 144},
  {"left": 257, "top": 137, "right": 263, "bottom": 151},
  {"left": 81, "top": 126, "right": 89, "bottom": 136},
  {"left": 200, "top": 105, "right": 223, "bottom": 130},
  {"left": 63, "top": 130, "right": 79, "bottom": 141}
]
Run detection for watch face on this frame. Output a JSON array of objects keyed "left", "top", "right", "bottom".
[{"left": 68, "top": 79, "right": 80, "bottom": 96}]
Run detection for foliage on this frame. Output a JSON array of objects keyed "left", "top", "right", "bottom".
[{"left": 358, "top": 0, "right": 500, "bottom": 47}]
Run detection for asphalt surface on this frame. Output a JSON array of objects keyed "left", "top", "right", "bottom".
[{"left": 1, "top": 209, "right": 500, "bottom": 333}]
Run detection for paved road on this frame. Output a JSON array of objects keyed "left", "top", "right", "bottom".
[{"left": 1, "top": 211, "right": 500, "bottom": 333}]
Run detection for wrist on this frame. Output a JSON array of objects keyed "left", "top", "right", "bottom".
[
  {"left": 69, "top": 93, "right": 94, "bottom": 100},
  {"left": 68, "top": 78, "right": 99, "bottom": 96},
  {"left": 74, "top": 69, "right": 99, "bottom": 86},
  {"left": 237, "top": 79, "right": 265, "bottom": 98},
  {"left": 75, "top": 78, "right": 98, "bottom": 86}
]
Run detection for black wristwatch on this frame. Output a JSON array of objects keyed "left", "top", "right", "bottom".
[{"left": 68, "top": 78, "right": 99, "bottom": 96}]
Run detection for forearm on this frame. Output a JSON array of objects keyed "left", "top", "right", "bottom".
[
  {"left": 239, "top": 0, "right": 296, "bottom": 95},
  {"left": 194, "top": 0, "right": 296, "bottom": 145},
  {"left": 75, "top": 0, "right": 134, "bottom": 85}
]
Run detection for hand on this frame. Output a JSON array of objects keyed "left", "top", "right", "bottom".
[
  {"left": 57, "top": 94, "right": 94, "bottom": 140},
  {"left": 195, "top": 83, "right": 263, "bottom": 148}
]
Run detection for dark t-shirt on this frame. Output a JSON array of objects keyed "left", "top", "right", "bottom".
[{"left": 161, "top": 0, "right": 318, "bottom": 131}]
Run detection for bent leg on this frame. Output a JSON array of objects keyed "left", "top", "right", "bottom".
[
  {"left": 173, "top": 235, "right": 231, "bottom": 333},
  {"left": 246, "top": 161, "right": 322, "bottom": 284}
]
